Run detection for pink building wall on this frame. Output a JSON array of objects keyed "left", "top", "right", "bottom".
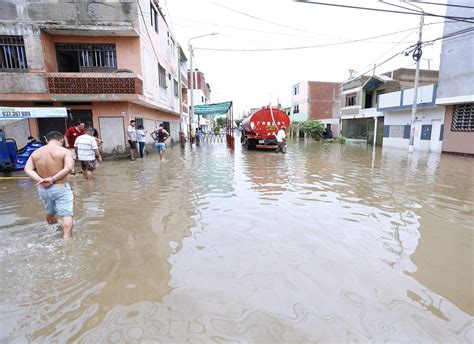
[{"left": 442, "top": 105, "right": 474, "bottom": 155}]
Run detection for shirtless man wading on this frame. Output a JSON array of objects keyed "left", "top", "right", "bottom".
[{"left": 25, "top": 131, "right": 75, "bottom": 238}]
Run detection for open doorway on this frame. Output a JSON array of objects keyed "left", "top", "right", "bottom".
[{"left": 66, "top": 109, "right": 93, "bottom": 128}]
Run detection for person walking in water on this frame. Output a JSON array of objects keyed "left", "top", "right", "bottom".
[
  {"left": 127, "top": 120, "right": 138, "bottom": 161},
  {"left": 74, "top": 128, "right": 102, "bottom": 180},
  {"left": 136, "top": 125, "right": 147, "bottom": 158},
  {"left": 275, "top": 125, "right": 287, "bottom": 153},
  {"left": 24, "top": 131, "right": 75, "bottom": 238},
  {"left": 151, "top": 123, "right": 169, "bottom": 160},
  {"left": 64, "top": 121, "right": 85, "bottom": 174},
  {"left": 195, "top": 127, "right": 201, "bottom": 146}
]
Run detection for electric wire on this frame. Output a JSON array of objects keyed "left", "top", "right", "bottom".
[
  {"left": 294, "top": 0, "right": 474, "bottom": 23},
  {"left": 211, "top": 1, "right": 315, "bottom": 34},
  {"left": 379, "top": 0, "right": 474, "bottom": 24},
  {"left": 408, "top": 0, "right": 474, "bottom": 9},
  {"left": 353, "top": 26, "right": 473, "bottom": 78},
  {"left": 194, "top": 26, "right": 430, "bottom": 51}
]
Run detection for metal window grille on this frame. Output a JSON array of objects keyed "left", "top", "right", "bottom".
[
  {"left": 56, "top": 43, "right": 117, "bottom": 68},
  {"left": 135, "top": 117, "right": 144, "bottom": 128},
  {"left": 158, "top": 64, "right": 166, "bottom": 89},
  {"left": 452, "top": 104, "right": 474, "bottom": 132},
  {"left": 0, "top": 36, "right": 28, "bottom": 70},
  {"left": 345, "top": 93, "right": 356, "bottom": 107},
  {"left": 174, "top": 79, "right": 178, "bottom": 97},
  {"left": 389, "top": 125, "right": 405, "bottom": 138}
]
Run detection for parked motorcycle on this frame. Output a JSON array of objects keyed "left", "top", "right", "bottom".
[{"left": 0, "top": 132, "right": 44, "bottom": 172}]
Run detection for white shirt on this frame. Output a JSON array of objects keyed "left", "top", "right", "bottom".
[
  {"left": 276, "top": 129, "right": 286, "bottom": 143},
  {"left": 74, "top": 134, "right": 98, "bottom": 161},
  {"left": 128, "top": 125, "right": 137, "bottom": 141},
  {"left": 136, "top": 129, "right": 147, "bottom": 143}
]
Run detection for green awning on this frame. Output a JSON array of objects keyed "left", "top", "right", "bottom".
[{"left": 194, "top": 101, "right": 232, "bottom": 116}]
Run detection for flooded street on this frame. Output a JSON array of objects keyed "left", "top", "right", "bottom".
[{"left": 1, "top": 138, "right": 473, "bottom": 343}]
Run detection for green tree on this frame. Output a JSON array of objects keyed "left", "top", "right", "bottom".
[
  {"left": 301, "top": 120, "right": 325, "bottom": 140},
  {"left": 216, "top": 117, "right": 226, "bottom": 128},
  {"left": 235, "top": 119, "right": 242, "bottom": 127}
]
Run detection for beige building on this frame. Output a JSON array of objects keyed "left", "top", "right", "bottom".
[{"left": 0, "top": 0, "right": 188, "bottom": 154}]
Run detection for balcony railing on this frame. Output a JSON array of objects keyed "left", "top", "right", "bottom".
[{"left": 47, "top": 72, "right": 143, "bottom": 94}]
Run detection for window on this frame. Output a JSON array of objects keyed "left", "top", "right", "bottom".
[
  {"left": 451, "top": 104, "right": 474, "bottom": 131},
  {"left": 389, "top": 125, "right": 405, "bottom": 138},
  {"left": 150, "top": 3, "right": 158, "bottom": 33},
  {"left": 293, "top": 85, "right": 299, "bottom": 95},
  {"left": 135, "top": 117, "right": 144, "bottom": 128},
  {"left": 170, "top": 37, "right": 175, "bottom": 56},
  {"left": 293, "top": 105, "right": 299, "bottom": 114},
  {"left": 55, "top": 43, "right": 117, "bottom": 72},
  {"left": 173, "top": 79, "right": 178, "bottom": 97},
  {"left": 162, "top": 121, "right": 170, "bottom": 134},
  {"left": 345, "top": 93, "right": 356, "bottom": 107},
  {"left": 158, "top": 63, "right": 166, "bottom": 89},
  {"left": 0, "top": 36, "right": 27, "bottom": 70}
]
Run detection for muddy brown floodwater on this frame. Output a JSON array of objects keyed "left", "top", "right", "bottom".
[{"left": 0, "top": 139, "right": 473, "bottom": 343}]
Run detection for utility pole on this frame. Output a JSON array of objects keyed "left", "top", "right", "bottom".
[
  {"left": 177, "top": 44, "right": 185, "bottom": 147},
  {"left": 188, "top": 43, "right": 194, "bottom": 143},
  {"left": 408, "top": 13, "right": 424, "bottom": 153},
  {"left": 188, "top": 33, "right": 218, "bottom": 142}
]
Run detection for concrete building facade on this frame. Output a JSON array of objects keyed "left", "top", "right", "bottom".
[
  {"left": 188, "top": 69, "right": 211, "bottom": 132},
  {"left": 0, "top": 0, "right": 188, "bottom": 154},
  {"left": 340, "top": 68, "right": 439, "bottom": 146},
  {"left": 290, "top": 81, "right": 341, "bottom": 135},
  {"left": 378, "top": 84, "right": 445, "bottom": 152},
  {"left": 435, "top": 0, "right": 474, "bottom": 156}
]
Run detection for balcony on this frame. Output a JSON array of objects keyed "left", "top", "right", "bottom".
[
  {"left": 359, "top": 107, "right": 384, "bottom": 117},
  {"left": 47, "top": 73, "right": 143, "bottom": 94}
]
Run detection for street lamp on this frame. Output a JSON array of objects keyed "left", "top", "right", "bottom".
[{"left": 188, "top": 32, "right": 218, "bottom": 136}]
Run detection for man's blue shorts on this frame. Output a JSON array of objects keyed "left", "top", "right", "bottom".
[
  {"left": 155, "top": 142, "right": 166, "bottom": 153},
  {"left": 38, "top": 183, "right": 74, "bottom": 217}
]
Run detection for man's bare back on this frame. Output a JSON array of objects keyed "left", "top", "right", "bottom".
[
  {"left": 25, "top": 132, "right": 75, "bottom": 238},
  {"left": 30, "top": 144, "right": 72, "bottom": 183}
]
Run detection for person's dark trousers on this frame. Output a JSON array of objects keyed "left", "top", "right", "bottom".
[
  {"left": 276, "top": 141, "right": 285, "bottom": 153},
  {"left": 139, "top": 142, "right": 145, "bottom": 158}
]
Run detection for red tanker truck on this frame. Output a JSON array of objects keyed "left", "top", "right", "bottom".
[{"left": 241, "top": 106, "right": 290, "bottom": 149}]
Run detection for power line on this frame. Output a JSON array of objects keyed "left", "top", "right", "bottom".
[
  {"left": 174, "top": 17, "right": 351, "bottom": 41},
  {"left": 408, "top": 0, "right": 474, "bottom": 9},
  {"left": 194, "top": 26, "right": 431, "bottom": 52},
  {"left": 211, "top": 2, "right": 315, "bottom": 34},
  {"left": 379, "top": 0, "right": 474, "bottom": 24},
  {"left": 294, "top": 0, "right": 474, "bottom": 23},
  {"left": 359, "top": 29, "right": 418, "bottom": 75},
  {"left": 356, "top": 26, "right": 474, "bottom": 78}
]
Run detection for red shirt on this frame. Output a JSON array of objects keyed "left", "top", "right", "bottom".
[{"left": 65, "top": 126, "right": 85, "bottom": 148}]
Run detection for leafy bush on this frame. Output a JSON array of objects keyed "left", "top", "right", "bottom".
[{"left": 301, "top": 120, "right": 325, "bottom": 140}]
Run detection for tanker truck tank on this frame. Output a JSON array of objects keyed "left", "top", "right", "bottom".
[{"left": 241, "top": 106, "right": 290, "bottom": 149}]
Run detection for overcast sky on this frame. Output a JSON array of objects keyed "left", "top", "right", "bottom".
[{"left": 164, "top": 0, "right": 448, "bottom": 116}]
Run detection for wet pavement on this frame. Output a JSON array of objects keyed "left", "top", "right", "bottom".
[{"left": 0, "top": 138, "right": 473, "bottom": 343}]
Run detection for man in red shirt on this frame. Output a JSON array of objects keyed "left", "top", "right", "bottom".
[{"left": 64, "top": 121, "right": 85, "bottom": 174}]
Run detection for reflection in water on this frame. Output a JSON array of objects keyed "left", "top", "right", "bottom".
[{"left": 0, "top": 139, "right": 472, "bottom": 342}]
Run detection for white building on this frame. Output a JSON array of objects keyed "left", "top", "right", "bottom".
[{"left": 378, "top": 84, "right": 445, "bottom": 152}]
